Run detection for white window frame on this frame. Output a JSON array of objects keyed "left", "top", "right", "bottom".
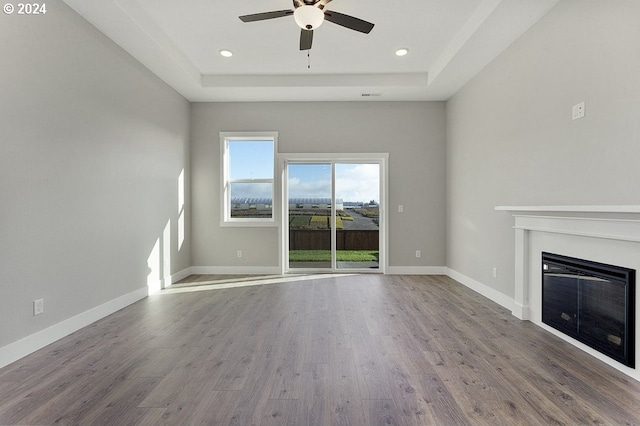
[
  {"left": 278, "top": 152, "right": 389, "bottom": 274},
  {"left": 220, "top": 132, "right": 278, "bottom": 227}
]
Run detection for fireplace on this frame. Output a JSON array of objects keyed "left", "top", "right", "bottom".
[
  {"left": 496, "top": 205, "right": 640, "bottom": 379},
  {"left": 542, "top": 252, "right": 635, "bottom": 368}
]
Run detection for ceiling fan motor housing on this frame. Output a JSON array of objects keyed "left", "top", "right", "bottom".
[{"left": 294, "top": 5, "right": 325, "bottom": 30}]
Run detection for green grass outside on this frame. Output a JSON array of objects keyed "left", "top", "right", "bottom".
[
  {"left": 289, "top": 250, "right": 379, "bottom": 262},
  {"left": 289, "top": 216, "right": 310, "bottom": 227},
  {"left": 309, "top": 216, "right": 328, "bottom": 229},
  {"left": 289, "top": 215, "right": 344, "bottom": 229},
  {"left": 354, "top": 208, "right": 379, "bottom": 218},
  {"left": 289, "top": 211, "right": 353, "bottom": 229}
]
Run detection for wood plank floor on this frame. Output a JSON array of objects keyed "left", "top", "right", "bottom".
[{"left": 1, "top": 274, "right": 639, "bottom": 425}]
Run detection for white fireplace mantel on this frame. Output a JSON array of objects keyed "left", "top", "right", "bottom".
[
  {"left": 496, "top": 205, "right": 640, "bottom": 320},
  {"left": 496, "top": 205, "right": 640, "bottom": 214}
]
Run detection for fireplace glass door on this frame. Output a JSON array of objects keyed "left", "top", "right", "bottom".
[{"left": 542, "top": 252, "right": 635, "bottom": 368}]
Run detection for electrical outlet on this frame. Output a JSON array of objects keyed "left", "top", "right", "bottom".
[
  {"left": 33, "top": 299, "right": 44, "bottom": 316},
  {"left": 415, "top": 250, "right": 421, "bottom": 258},
  {"left": 492, "top": 267, "right": 498, "bottom": 278},
  {"left": 237, "top": 250, "right": 243, "bottom": 258},
  {"left": 572, "top": 101, "right": 585, "bottom": 120},
  {"left": 398, "top": 205, "right": 404, "bottom": 213}
]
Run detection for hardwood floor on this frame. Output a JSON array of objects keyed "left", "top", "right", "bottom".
[{"left": 1, "top": 274, "right": 639, "bottom": 425}]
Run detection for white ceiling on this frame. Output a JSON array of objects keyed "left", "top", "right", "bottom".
[{"left": 61, "top": 0, "right": 560, "bottom": 102}]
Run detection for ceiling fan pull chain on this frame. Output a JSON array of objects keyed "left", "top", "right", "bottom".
[{"left": 308, "top": 50, "right": 311, "bottom": 69}]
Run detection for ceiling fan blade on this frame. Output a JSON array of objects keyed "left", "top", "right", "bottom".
[
  {"left": 300, "top": 29, "right": 313, "bottom": 50},
  {"left": 324, "top": 10, "right": 374, "bottom": 34},
  {"left": 239, "top": 10, "right": 293, "bottom": 23}
]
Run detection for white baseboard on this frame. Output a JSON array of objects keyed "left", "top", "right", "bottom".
[
  {"left": 169, "top": 267, "right": 193, "bottom": 286},
  {"left": 190, "top": 266, "right": 448, "bottom": 276},
  {"left": 147, "top": 267, "right": 195, "bottom": 292},
  {"left": 0, "top": 287, "right": 147, "bottom": 370},
  {"left": 446, "top": 268, "right": 516, "bottom": 313},
  {"left": 386, "top": 266, "right": 447, "bottom": 275},
  {"left": 190, "top": 266, "right": 282, "bottom": 275}
]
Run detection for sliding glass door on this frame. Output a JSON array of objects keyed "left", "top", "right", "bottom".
[
  {"left": 287, "top": 163, "right": 333, "bottom": 270},
  {"left": 285, "top": 159, "right": 382, "bottom": 272},
  {"left": 335, "top": 163, "right": 380, "bottom": 270}
]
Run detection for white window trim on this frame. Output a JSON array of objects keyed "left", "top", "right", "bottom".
[{"left": 220, "top": 132, "right": 279, "bottom": 227}]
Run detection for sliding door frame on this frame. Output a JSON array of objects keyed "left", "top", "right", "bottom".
[{"left": 278, "top": 153, "right": 388, "bottom": 274}]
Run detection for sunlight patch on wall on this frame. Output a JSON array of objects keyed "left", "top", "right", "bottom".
[
  {"left": 147, "top": 219, "right": 173, "bottom": 294},
  {"left": 163, "top": 219, "right": 171, "bottom": 288},
  {"left": 147, "top": 237, "right": 161, "bottom": 294},
  {"left": 178, "top": 169, "right": 185, "bottom": 250}
]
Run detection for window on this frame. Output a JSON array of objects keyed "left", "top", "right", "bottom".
[{"left": 221, "top": 132, "right": 277, "bottom": 226}]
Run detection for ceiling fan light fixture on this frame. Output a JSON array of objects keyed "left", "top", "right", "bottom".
[
  {"left": 294, "top": 5, "right": 324, "bottom": 30},
  {"left": 395, "top": 48, "right": 409, "bottom": 57}
]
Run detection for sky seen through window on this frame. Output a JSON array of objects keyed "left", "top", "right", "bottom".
[{"left": 229, "top": 141, "right": 379, "bottom": 203}]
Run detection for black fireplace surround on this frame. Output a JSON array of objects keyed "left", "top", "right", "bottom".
[{"left": 542, "top": 252, "right": 635, "bottom": 368}]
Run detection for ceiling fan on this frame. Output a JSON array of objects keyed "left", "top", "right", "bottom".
[{"left": 239, "top": 0, "right": 375, "bottom": 51}]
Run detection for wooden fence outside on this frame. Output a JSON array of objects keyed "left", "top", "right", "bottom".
[{"left": 289, "top": 230, "right": 379, "bottom": 251}]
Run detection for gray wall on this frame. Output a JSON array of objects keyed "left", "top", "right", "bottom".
[
  {"left": 0, "top": 2, "right": 191, "bottom": 348},
  {"left": 446, "top": 0, "right": 640, "bottom": 297},
  {"left": 191, "top": 102, "right": 446, "bottom": 270}
]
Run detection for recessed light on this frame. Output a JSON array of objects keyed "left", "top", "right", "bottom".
[
  {"left": 395, "top": 48, "right": 409, "bottom": 57},
  {"left": 220, "top": 49, "right": 233, "bottom": 58}
]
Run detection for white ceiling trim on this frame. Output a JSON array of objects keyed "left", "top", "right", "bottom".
[
  {"left": 425, "top": 0, "right": 560, "bottom": 99},
  {"left": 61, "top": 0, "right": 560, "bottom": 102},
  {"left": 61, "top": 0, "right": 204, "bottom": 99},
  {"left": 428, "top": 0, "right": 502, "bottom": 86},
  {"left": 202, "top": 73, "right": 428, "bottom": 88},
  {"left": 113, "top": 0, "right": 201, "bottom": 84}
]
